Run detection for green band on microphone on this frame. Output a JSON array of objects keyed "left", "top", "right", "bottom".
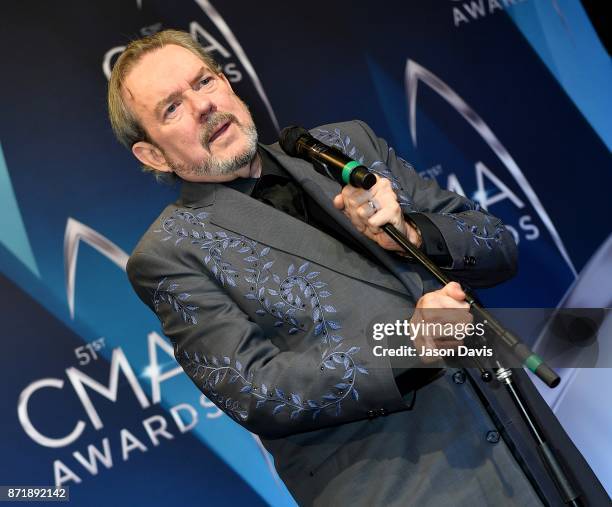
[
  {"left": 342, "top": 160, "right": 361, "bottom": 184},
  {"left": 525, "top": 354, "right": 543, "bottom": 373}
]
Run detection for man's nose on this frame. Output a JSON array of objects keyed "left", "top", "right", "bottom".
[{"left": 186, "top": 89, "right": 213, "bottom": 122}]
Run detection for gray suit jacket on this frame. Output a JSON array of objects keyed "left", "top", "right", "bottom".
[{"left": 127, "top": 121, "right": 546, "bottom": 506}]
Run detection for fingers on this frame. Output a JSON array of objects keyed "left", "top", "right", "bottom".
[
  {"left": 412, "top": 282, "right": 476, "bottom": 361},
  {"left": 332, "top": 193, "right": 345, "bottom": 210},
  {"left": 439, "top": 281, "right": 466, "bottom": 303},
  {"left": 334, "top": 186, "right": 372, "bottom": 212},
  {"left": 411, "top": 305, "right": 474, "bottom": 360},
  {"left": 416, "top": 285, "right": 469, "bottom": 310},
  {"left": 414, "top": 307, "right": 474, "bottom": 325},
  {"left": 333, "top": 177, "right": 420, "bottom": 253},
  {"left": 366, "top": 177, "right": 399, "bottom": 227},
  {"left": 335, "top": 177, "right": 403, "bottom": 232},
  {"left": 366, "top": 199, "right": 401, "bottom": 229},
  {"left": 347, "top": 188, "right": 373, "bottom": 211},
  {"left": 334, "top": 186, "right": 375, "bottom": 236}
]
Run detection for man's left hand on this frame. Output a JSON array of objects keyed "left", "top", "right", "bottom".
[{"left": 333, "top": 176, "right": 422, "bottom": 252}]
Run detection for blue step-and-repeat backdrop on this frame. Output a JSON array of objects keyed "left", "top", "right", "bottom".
[{"left": 0, "top": 1, "right": 610, "bottom": 505}]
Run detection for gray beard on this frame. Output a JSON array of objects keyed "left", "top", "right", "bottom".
[{"left": 168, "top": 112, "right": 258, "bottom": 178}]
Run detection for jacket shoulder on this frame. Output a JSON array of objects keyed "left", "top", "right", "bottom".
[
  {"left": 307, "top": 120, "right": 386, "bottom": 166},
  {"left": 126, "top": 202, "right": 184, "bottom": 277},
  {"left": 309, "top": 119, "right": 376, "bottom": 142}
]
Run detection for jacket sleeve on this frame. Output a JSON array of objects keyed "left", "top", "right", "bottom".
[
  {"left": 355, "top": 120, "right": 518, "bottom": 288},
  {"left": 126, "top": 248, "right": 409, "bottom": 439}
]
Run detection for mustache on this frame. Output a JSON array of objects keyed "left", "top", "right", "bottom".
[{"left": 200, "top": 112, "right": 238, "bottom": 147}]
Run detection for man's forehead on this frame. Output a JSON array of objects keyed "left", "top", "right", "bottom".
[{"left": 122, "top": 44, "right": 210, "bottom": 112}]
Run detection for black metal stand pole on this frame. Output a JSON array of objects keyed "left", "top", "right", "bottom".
[
  {"left": 494, "top": 364, "right": 581, "bottom": 506},
  {"left": 381, "top": 221, "right": 582, "bottom": 505},
  {"left": 382, "top": 222, "right": 559, "bottom": 388}
]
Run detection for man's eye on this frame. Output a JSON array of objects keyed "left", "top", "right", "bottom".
[
  {"left": 166, "top": 103, "right": 179, "bottom": 116},
  {"left": 198, "top": 77, "right": 212, "bottom": 88}
]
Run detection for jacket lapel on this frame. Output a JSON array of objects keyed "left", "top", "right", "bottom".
[
  {"left": 177, "top": 145, "right": 423, "bottom": 298},
  {"left": 260, "top": 143, "right": 424, "bottom": 298}
]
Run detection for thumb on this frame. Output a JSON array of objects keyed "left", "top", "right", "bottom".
[
  {"left": 442, "top": 281, "right": 465, "bottom": 301},
  {"left": 333, "top": 194, "right": 345, "bottom": 210}
]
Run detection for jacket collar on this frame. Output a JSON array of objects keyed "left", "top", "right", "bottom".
[
  {"left": 179, "top": 176, "right": 217, "bottom": 208},
  {"left": 175, "top": 143, "right": 422, "bottom": 298},
  {"left": 176, "top": 143, "right": 339, "bottom": 208}
]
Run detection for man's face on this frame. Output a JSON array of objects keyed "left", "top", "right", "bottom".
[{"left": 123, "top": 44, "right": 258, "bottom": 182}]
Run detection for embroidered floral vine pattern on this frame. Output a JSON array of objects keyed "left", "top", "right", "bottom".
[
  {"left": 313, "top": 128, "right": 415, "bottom": 211},
  {"left": 153, "top": 208, "right": 370, "bottom": 421},
  {"left": 155, "top": 209, "right": 305, "bottom": 330},
  {"left": 392, "top": 146, "right": 508, "bottom": 247},
  {"left": 246, "top": 256, "right": 343, "bottom": 345},
  {"left": 441, "top": 212, "right": 506, "bottom": 249},
  {"left": 179, "top": 345, "right": 368, "bottom": 421},
  {"left": 152, "top": 278, "right": 199, "bottom": 325},
  {"left": 312, "top": 127, "right": 507, "bottom": 248},
  {"left": 242, "top": 248, "right": 305, "bottom": 332},
  {"left": 155, "top": 210, "right": 348, "bottom": 342},
  {"left": 282, "top": 265, "right": 342, "bottom": 345},
  {"left": 155, "top": 210, "right": 245, "bottom": 288}
]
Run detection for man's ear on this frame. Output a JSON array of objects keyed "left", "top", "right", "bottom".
[{"left": 132, "top": 141, "right": 173, "bottom": 172}]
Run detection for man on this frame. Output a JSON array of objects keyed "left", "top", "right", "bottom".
[{"left": 111, "top": 30, "right": 541, "bottom": 505}]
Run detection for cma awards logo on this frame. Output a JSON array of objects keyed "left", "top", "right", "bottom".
[
  {"left": 17, "top": 332, "right": 223, "bottom": 487},
  {"left": 101, "top": 0, "right": 279, "bottom": 132},
  {"left": 405, "top": 59, "right": 577, "bottom": 277},
  {"left": 449, "top": 0, "right": 529, "bottom": 27},
  {"left": 15, "top": 220, "right": 277, "bottom": 487}
]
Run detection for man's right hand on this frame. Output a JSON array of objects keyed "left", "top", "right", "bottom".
[{"left": 411, "top": 282, "right": 473, "bottom": 364}]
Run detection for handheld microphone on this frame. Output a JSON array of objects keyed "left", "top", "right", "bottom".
[{"left": 279, "top": 126, "right": 377, "bottom": 190}]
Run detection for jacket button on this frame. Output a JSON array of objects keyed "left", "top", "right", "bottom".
[
  {"left": 464, "top": 255, "right": 470, "bottom": 266},
  {"left": 469, "top": 256, "right": 476, "bottom": 265},
  {"left": 486, "top": 430, "right": 500, "bottom": 444},
  {"left": 378, "top": 408, "right": 387, "bottom": 416},
  {"left": 367, "top": 410, "right": 376, "bottom": 419},
  {"left": 452, "top": 370, "right": 466, "bottom": 384}
]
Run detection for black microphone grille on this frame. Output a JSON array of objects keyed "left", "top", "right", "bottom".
[{"left": 279, "top": 126, "right": 309, "bottom": 157}]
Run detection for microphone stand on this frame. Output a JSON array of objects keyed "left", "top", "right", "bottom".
[
  {"left": 377, "top": 195, "right": 581, "bottom": 506},
  {"left": 493, "top": 364, "right": 581, "bottom": 507},
  {"left": 381, "top": 222, "right": 559, "bottom": 387},
  {"left": 279, "top": 127, "right": 581, "bottom": 504}
]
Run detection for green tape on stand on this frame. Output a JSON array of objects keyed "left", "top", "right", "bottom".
[
  {"left": 342, "top": 160, "right": 361, "bottom": 184},
  {"left": 525, "top": 354, "right": 543, "bottom": 373}
]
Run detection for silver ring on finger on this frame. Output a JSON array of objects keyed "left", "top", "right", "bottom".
[{"left": 367, "top": 199, "right": 378, "bottom": 213}]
